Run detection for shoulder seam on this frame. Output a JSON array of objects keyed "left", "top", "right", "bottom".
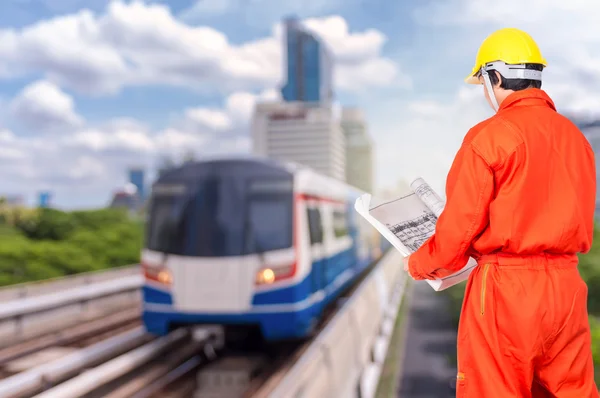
[
  {"left": 468, "top": 142, "right": 492, "bottom": 168},
  {"left": 470, "top": 116, "right": 524, "bottom": 171}
]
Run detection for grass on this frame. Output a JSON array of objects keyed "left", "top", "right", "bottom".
[
  {"left": 375, "top": 278, "right": 412, "bottom": 398},
  {"left": 0, "top": 224, "right": 18, "bottom": 236}
]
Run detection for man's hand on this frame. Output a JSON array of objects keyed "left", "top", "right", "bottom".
[{"left": 403, "top": 255, "right": 414, "bottom": 279}]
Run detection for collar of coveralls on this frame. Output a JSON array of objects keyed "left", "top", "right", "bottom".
[{"left": 497, "top": 87, "right": 557, "bottom": 113}]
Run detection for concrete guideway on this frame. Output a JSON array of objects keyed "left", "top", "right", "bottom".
[
  {"left": 262, "top": 249, "right": 408, "bottom": 398},
  {"left": 397, "top": 281, "right": 458, "bottom": 398},
  {"left": 0, "top": 250, "right": 408, "bottom": 397}
]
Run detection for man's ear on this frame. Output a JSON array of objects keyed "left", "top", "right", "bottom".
[{"left": 493, "top": 71, "right": 502, "bottom": 87}]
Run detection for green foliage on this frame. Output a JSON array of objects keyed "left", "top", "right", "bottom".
[
  {"left": 591, "top": 317, "right": 600, "bottom": 364},
  {"left": 577, "top": 226, "right": 600, "bottom": 316},
  {"left": 16, "top": 208, "right": 77, "bottom": 240},
  {"left": 0, "top": 207, "right": 143, "bottom": 287}
]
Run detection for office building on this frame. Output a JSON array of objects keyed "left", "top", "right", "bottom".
[
  {"left": 109, "top": 183, "right": 139, "bottom": 212},
  {"left": 128, "top": 167, "right": 145, "bottom": 201},
  {"left": 280, "top": 17, "right": 334, "bottom": 104},
  {"left": 38, "top": 191, "right": 51, "bottom": 208},
  {"left": 251, "top": 101, "right": 345, "bottom": 181},
  {"left": 341, "top": 107, "right": 373, "bottom": 193}
]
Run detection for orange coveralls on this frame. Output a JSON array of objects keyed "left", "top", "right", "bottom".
[{"left": 408, "top": 88, "right": 598, "bottom": 397}]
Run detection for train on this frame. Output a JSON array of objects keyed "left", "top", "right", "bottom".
[{"left": 140, "top": 156, "right": 388, "bottom": 342}]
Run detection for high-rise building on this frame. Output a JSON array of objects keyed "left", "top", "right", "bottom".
[
  {"left": 341, "top": 107, "right": 374, "bottom": 193},
  {"left": 109, "top": 183, "right": 140, "bottom": 213},
  {"left": 280, "top": 17, "right": 334, "bottom": 104},
  {"left": 38, "top": 191, "right": 51, "bottom": 208},
  {"left": 128, "top": 167, "right": 145, "bottom": 200},
  {"left": 252, "top": 101, "right": 345, "bottom": 181}
]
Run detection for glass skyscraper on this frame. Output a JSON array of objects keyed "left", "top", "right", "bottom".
[
  {"left": 128, "top": 168, "right": 145, "bottom": 200},
  {"left": 38, "top": 191, "right": 51, "bottom": 208},
  {"left": 281, "top": 17, "right": 333, "bottom": 103}
]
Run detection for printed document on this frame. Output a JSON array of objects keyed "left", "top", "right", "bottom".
[{"left": 354, "top": 177, "right": 477, "bottom": 291}]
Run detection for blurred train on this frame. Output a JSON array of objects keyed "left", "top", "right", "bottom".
[{"left": 141, "top": 157, "right": 389, "bottom": 342}]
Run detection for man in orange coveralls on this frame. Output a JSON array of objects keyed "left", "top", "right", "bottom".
[{"left": 403, "top": 28, "right": 598, "bottom": 397}]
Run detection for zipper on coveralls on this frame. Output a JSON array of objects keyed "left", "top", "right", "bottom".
[{"left": 480, "top": 263, "right": 490, "bottom": 316}]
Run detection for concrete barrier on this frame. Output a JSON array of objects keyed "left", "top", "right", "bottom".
[
  {"left": 0, "top": 264, "right": 140, "bottom": 302},
  {"left": 0, "top": 269, "right": 143, "bottom": 345},
  {"left": 268, "top": 249, "right": 407, "bottom": 398}
]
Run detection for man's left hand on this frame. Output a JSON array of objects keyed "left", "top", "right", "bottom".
[{"left": 403, "top": 255, "right": 414, "bottom": 279}]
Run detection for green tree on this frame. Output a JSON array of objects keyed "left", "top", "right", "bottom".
[
  {"left": 0, "top": 206, "right": 144, "bottom": 287},
  {"left": 15, "top": 208, "right": 77, "bottom": 240},
  {"left": 578, "top": 225, "right": 600, "bottom": 315}
]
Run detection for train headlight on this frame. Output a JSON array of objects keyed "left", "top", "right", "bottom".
[
  {"left": 255, "top": 264, "right": 296, "bottom": 285},
  {"left": 256, "top": 268, "right": 276, "bottom": 285},
  {"left": 157, "top": 269, "right": 173, "bottom": 285},
  {"left": 143, "top": 263, "right": 172, "bottom": 286}
]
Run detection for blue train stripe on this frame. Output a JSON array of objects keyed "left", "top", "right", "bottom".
[
  {"left": 142, "top": 193, "right": 382, "bottom": 341},
  {"left": 142, "top": 255, "right": 364, "bottom": 313}
]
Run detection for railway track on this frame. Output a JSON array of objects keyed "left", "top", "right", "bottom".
[
  {"left": 0, "top": 308, "right": 141, "bottom": 377},
  {"left": 0, "top": 251, "right": 396, "bottom": 397},
  {"left": 141, "top": 257, "right": 383, "bottom": 398},
  {"left": 0, "top": 305, "right": 221, "bottom": 398}
]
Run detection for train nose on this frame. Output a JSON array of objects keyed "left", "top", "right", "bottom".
[{"left": 169, "top": 257, "right": 255, "bottom": 313}]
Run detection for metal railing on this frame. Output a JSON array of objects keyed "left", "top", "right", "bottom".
[
  {"left": 0, "top": 269, "right": 143, "bottom": 342},
  {"left": 0, "top": 264, "right": 140, "bottom": 301}
]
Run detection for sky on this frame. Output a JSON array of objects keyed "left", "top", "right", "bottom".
[{"left": 0, "top": 0, "right": 599, "bottom": 208}]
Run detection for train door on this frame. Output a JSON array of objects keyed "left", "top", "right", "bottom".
[{"left": 307, "top": 205, "right": 325, "bottom": 294}]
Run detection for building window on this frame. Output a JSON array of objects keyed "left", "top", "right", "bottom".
[
  {"left": 333, "top": 210, "right": 348, "bottom": 237},
  {"left": 307, "top": 208, "right": 323, "bottom": 244}
]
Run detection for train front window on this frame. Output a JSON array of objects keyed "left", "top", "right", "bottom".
[
  {"left": 244, "top": 178, "right": 293, "bottom": 254},
  {"left": 245, "top": 197, "right": 293, "bottom": 253},
  {"left": 146, "top": 176, "right": 293, "bottom": 257},
  {"left": 146, "top": 185, "right": 189, "bottom": 254}
]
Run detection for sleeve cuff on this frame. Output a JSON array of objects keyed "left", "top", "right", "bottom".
[{"left": 408, "top": 254, "right": 436, "bottom": 280}]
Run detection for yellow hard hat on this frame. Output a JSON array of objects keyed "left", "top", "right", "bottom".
[{"left": 465, "top": 28, "right": 547, "bottom": 84}]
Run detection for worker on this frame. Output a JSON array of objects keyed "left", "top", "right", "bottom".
[{"left": 404, "top": 28, "right": 599, "bottom": 397}]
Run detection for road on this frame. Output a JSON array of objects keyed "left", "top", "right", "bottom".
[{"left": 397, "top": 281, "right": 458, "bottom": 398}]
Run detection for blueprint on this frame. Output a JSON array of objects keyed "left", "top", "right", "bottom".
[
  {"left": 369, "top": 193, "right": 438, "bottom": 253},
  {"left": 410, "top": 177, "right": 445, "bottom": 217},
  {"left": 354, "top": 177, "right": 477, "bottom": 291}
]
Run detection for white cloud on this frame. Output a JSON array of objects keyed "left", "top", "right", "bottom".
[
  {"left": 10, "top": 80, "right": 84, "bottom": 131},
  {"left": 412, "top": 0, "right": 600, "bottom": 116},
  {"left": 0, "top": 130, "right": 27, "bottom": 160},
  {"left": 184, "top": 109, "right": 232, "bottom": 131},
  {"left": 303, "top": 16, "right": 386, "bottom": 63},
  {"left": 0, "top": 1, "right": 408, "bottom": 96},
  {"left": 301, "top": 16, "right": 410, "bottom": 91},
  {"left": 179, "top": 88, "right": 279, "bottom": 135},
  {"left": 65, "top": 116, "right": 210, "bottom": 157},
  {"left": 368, "top": 0, "right": 600, "bottom": 194},
  {"left": 373, "top": 85, "right": 491, "bottom": 195},
  {"left": 9, "top": 0, "right": 599, "bottom": 206},
  {"left": 0, "top": 85, "right": 267, "bottom": 204}
]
